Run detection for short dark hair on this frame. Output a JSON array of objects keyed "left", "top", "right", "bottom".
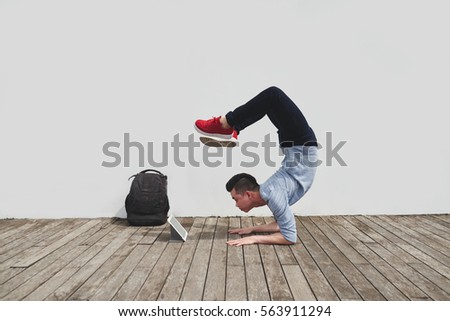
[{"left": 226, "top": 173, "right": 259, "bottom": 194}]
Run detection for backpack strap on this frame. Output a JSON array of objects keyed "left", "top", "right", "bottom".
[
  {"left": 128, "top": 169, "right": 167, "bottom": 180},
  {"left": 139, "top": 169, "right": 164, "bottom": 176}
]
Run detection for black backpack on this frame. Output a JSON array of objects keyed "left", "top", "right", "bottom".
[{"left": 125, "top": 169, "right": 169, "bottom": 226}]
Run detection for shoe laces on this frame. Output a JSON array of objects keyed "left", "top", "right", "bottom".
[{"left": 210, "top": 116, "right": 221, "bottom": 124}]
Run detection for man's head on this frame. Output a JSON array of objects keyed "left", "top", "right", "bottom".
[{"left": 226, "top": 173, "right": 260, "bottom": 212}]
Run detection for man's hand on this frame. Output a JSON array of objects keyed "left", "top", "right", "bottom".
[
  {"left": 227, "top": 236, "right": 257, "bottom": 247},
  {"left": 228, "top": 227, "right": 254, "bottom": 235}
]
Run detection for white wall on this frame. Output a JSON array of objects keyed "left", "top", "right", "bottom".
[{"left": 1, "top": 0, "right": 449, "bottom": 219}]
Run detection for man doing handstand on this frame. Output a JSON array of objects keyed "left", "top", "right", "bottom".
[{"left": 195, "top": 86, "right": 318, "bottom": 246}]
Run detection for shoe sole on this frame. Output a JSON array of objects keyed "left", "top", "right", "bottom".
[
  {"left": 194, "top": 124, "right": 233, "bottom": 139},
  {"left": 199, "top": 136, "right": 237, "bottom": 148}
]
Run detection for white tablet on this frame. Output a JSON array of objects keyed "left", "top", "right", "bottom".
[{"left": 168, "top": 215, "right": 188, "bottom": 241}]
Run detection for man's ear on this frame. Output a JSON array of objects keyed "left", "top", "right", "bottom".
[{"left": 246, "top": 190, "right": 253, "bottom": 199}]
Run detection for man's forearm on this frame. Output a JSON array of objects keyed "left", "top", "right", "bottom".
[
  {"left": 226, "top": 232, "right": 295, "bottom": 246},
  {"left": 252, "top": 232, "right": 294, "bottom": 245},
  {"left": 251, "top": 221, "right": 280, "bottom": 233}
]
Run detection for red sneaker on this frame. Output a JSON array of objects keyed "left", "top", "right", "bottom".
[
  {"left": 231, "top": 129, "right": 238, "bottom": 142},
  {"left": 199, "top": 130, "right": 239, "bottom": 147},
  {"left": 195, "top": 116, "right": 234, "bottom": 139}
]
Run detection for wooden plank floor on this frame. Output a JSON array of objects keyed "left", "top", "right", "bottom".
[{"left": 0, "top": 215, "right": 449, "bottom": 301}]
